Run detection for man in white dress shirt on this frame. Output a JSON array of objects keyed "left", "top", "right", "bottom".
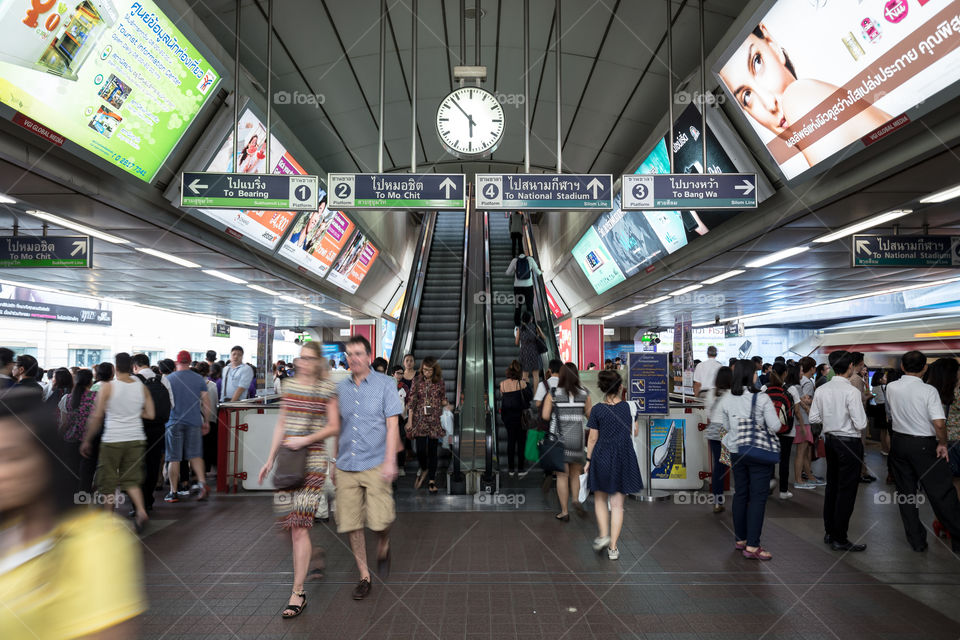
[
  {"left": 693, "top": 346, "right": 722, "bottom": 408},
  {"left": 885, "top": 350, "right": 960, "bottom": 553},
  {"left": 809, "top": 350, "right": 868, "bottom": 552}
]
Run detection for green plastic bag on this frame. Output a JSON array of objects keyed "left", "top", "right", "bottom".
[{"left": 525, "top": 429, "right": 544, "bottom": 463}]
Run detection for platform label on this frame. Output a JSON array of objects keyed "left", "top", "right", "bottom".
[
  {"left": 851, "top": 234, "right": 960, "bottom": 267},
  {"left": 0, "top": 236, "right": 91, "bottom": 268},
  {"left": 476, "top": 174, "right": 612, "bottom": 210},
  {"left": 180, "top": 172, "right": 318, "bottom": 210},
  {"left": 621, "top": 173, "right": 757, "bottom": 210},
  {"left": 327, "top": 173, "right": 465, "bottom": 209}
]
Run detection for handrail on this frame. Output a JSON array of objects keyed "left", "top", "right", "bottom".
[
  {"left": 452, "top": 201, "right": 472, "bottom": 483},
  {"left": 482, "top": 209, "right": 496, "bottom": 479},
  {"left": 522, "top": 213, "right": 561, "bottom": 362},
  {"left": 390, "top": 212, "right": 436, "bottom": 370}
]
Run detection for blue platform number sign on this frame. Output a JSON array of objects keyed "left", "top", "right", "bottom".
[
  {"left": 483, "top": 183, "right": 500, "bottom": 200},
  {"left": 335, "top": 182, "right": 351, "bottom": 199},
  {"left": 631, "top": 182, "right": 648, "bottom": 201},
  {"left": 294, "top": 184, "right": 312, "bottom": 203}
]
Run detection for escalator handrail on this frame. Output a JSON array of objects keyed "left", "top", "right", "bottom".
[
  {"left": 451, "top": 204, "right": 471, "bottom": 481},
  {"left": 522, "top": 213, "right": 561, "bottom": 361},
  {"left": 482, "top": 210, "right": 497, "bottom": 478},
  {"left": 391, "top": 212, "right": 436, "bottom": 370}
]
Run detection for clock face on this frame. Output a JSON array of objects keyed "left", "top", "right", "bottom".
[{"left": 436, "top": 87, "right": 505, "bottom": 157}]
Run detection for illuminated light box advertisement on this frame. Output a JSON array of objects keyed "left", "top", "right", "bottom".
[
  {"left": 650, "top": 419, "right": 687, "bottom": 480},
  {"left": 278, "top": 194, "right": 355, "bottom": 278},
  {"left": 573, "top": 103, "right": 741, "bottom": 294},
  {"left": 716, "top": 0, "right": 960, "bottom": 180},
  {"left": 0, "top": 284, "right": 112, "bottom": 325},
  {"left": 197, "top": 108, "right": 303, "bottom": 248},
  {"left": 0, "top": 0, "right": 220, "bottom": 182},
  {"left": 571, "top": 226, "right": 626, "bottom": 295},
  {"left": 326, "top": 230, "right": 379, "bottom": 294}
]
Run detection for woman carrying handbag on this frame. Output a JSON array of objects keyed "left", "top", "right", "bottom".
[
  {"left": 407, "top": 357, "right": 449, "bottom": 494},
  {"left": 258, "top": 343, "right": 340, "bottom": 619}
]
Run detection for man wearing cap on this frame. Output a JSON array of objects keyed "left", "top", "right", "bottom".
[{"left": 163, "top": 350, "right": 211, "bottom": 503}]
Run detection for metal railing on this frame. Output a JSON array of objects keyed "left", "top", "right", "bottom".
[
  {"left": 451, "top": 204, "right": 472, "bottom": 485},
  {"left": 522, "top": 212, "right": 561, "bottom": 362},
  {"left": 481, "top": 209, "right": 497, "bottom": 481},
  {"left": 390, "top": 212, "right": 436, "bottom": 370}
]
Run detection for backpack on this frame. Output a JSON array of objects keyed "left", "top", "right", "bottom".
[
  {"left": 765, "top": 385, "right": 794, "bottom": 435},
  {"left": 515, "top": 256, "right": 531, "bottom": 280},
  {"left": 137, "top": 373, "right": 171, "bottom": 428}
]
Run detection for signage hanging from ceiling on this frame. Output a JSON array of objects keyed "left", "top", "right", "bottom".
[
  {"left": 851, "top": 234, "right": 960, "bottom": 267},
  {"left": 0, "top": 0, "right": 220, "bottom": 182},
  {"left": 180, "top": 172, "right": 318, "bottom": 210},
  {"left": 621, "top": 173, "right": 757, "bottom": 210},
  {"left": 571, "top": 103, "right": 745, "bottom": 295},
  {"left": 0, "top": 236, "right": 92, "bottom": 268},
  {"left": 327, "top": 173, "right": 466, "bottom": 209},
  {"left": 715, "top": 0, "right": 960, "bottom": 181},
  {"left": 476, "top": 174, "right": 613, "bottom": 210},
  {"left": 0, "top": 284, "right": 112, "bottom": 325}
]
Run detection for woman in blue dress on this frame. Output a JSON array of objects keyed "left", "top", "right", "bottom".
[{"left": 585, "top": 370, "right": 643, "bottom": 560}]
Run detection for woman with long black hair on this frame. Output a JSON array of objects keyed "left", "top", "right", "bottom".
[{"left": 541, "top": 364, "right": 592, "bottom": 520}]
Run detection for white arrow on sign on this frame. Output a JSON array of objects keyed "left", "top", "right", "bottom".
[
  {"left": 586, "top": 178, "right": 604, "bottom": 199},
  {"left": 439, "top": 177, "right": 457, "bottom": 199},
  {"left": 855, "top": 239, "right": 872, "bottom": 256},
  {"left": 733, "top": 179, "right": 755, "bottom": 196},
  {"left": 187, "top": 178, "right": 208, "bottom": 195},
  {"left": 71, "top": 240, "right": 87, "bottom": 256}
]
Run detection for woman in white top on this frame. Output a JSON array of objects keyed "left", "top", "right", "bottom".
[
  {"left": 705, "top": 366, "right": 733, "bottom": 513},
  {"left": 719, "top": 359, "right": 782, "bottom": 561}
]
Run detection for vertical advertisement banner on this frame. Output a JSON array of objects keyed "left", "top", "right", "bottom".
[
  {"left": 257, "top": 313, "right": 275, "bottom": 391},
  {"left": 672, "top": 312, "right": 694, "bottom": 395},
  {"left": 558, "top": 318, "right": 573, "bottom": 363},
  {"left": 650, "top": 418, "right": 686, "bottom": 480},
  {"left": 327, "top": 231, "right": 380, "bottom": 294}
]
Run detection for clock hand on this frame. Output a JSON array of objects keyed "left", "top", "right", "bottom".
[{"left": 451, "top": 98, "right": 471, "bottom": 120}]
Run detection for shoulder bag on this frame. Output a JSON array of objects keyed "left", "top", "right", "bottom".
[
  {"left": 734, "top": 393, "right": 780, "bottom": 465},
  {"left": 537, "top": 388, "right": 566, "bottom": 472}
]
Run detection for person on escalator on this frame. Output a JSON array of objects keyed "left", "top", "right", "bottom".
[
  {"left": 534, "top": 359, "right": 563, "bottom": 413},
  {"left": 510, "top": 211, "right": 524, "bottom": 257},
  {"left": 506, "top": 252, "right": 541, "bottom": 328},
  {"left": 516, "top": 311, "right": 547, "bottom": 393},
  {"left": 406, "top": 357, "right": 448, "bottom": 495}
]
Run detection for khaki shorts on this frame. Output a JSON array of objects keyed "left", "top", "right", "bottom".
[
  {"left": 96, "top": 441, "right": 146, "bottom": 493},
  {"left": 335, "top": 466, "right": 395, "bottom": 533}
]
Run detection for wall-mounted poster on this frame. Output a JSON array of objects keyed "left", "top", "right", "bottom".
[
  {"left": 650, "top": 419, "right": 686, "bottom": 480},
  {"left": 716, "top": 0, "right": 960, "bottom": 180},
  {"left": 0, "top": 0, "right": 220, "bottom": 182},
  {"left": 326, "top": 231, "right": 379, "bottom": 294}
]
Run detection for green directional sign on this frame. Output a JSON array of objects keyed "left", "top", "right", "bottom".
[
  {"left": 327, "top": 173, "right": 466, "bottom": 209},
  {"left": 851, "top": 234, "right": 960, "bottom": 267},
  {"left": 180, "top": 172, "right": 318, "bottom": 210},
  {"left": 0, "top": 236, "right": 92, "bottom": 268}
]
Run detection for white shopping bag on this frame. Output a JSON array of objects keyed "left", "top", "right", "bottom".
[{"left": 578, "top": 472, "right": 589, "bottom": 503}]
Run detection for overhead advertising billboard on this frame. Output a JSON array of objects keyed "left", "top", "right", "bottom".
[
  {"left": 326, "top": 230, "right": 379, "bottom": 294},
  {"left": 0, "top": 0, "right": 220, "bottom": 182},
  {"left": 573, "top": 103, "right": 740, "bottom": 294},
  {"left": 278, "top": 194, "right": 355, "bottom": 278},
  {"left": 195, "top": 108, "right": 301, "bottom": 249},
  {"left": 716, "top": 0, "right": 960, "bottom": 180},
  {"left": 0, "top": 283, "right": 112, "bottom": 325}
]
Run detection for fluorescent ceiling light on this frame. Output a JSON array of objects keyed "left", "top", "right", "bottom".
[
  {"left": 135, "top": 247, "right": 200, "bottom": 268},
  {"left": 202, "top": 269, "right": 248, "bottom": 285},
  {"left": 702, "top": 269, "right": 745, "bottom": 285},
  {"left": 25, "top": 210, "right": 129, "bottom": 244},
  {"left": 247, "top": 284, "right": 281, "bottom": 296},
  {"left": 305, "top": 304, "right": 326, "bottom": 312},
  {"left": 745, "top": 246, "right": 810, "bottom": 268},
  {"left": 647, "top": 295, "right": 670, "bottom": 304},
  {"left": 670, "top": 284, "right": 702, "bottom": 296},
  {"left": 812, "top": 209, "right": 913, "bottom": 243},
  {"left": 692, "top": 321, "right": 715, "bottom": 328},
  {"left": 279, "top": 295, "right": 306, "bottom": 305},
  {"left": 627, "top": 303, "right": 648, "bottom": 311},
  {"left": 0, "top": 193, "right": 15, "bottom": 204},
  {"left": 920, "top": 183, "right": 960, "bottom": 204}
]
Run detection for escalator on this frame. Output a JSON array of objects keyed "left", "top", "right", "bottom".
[{"left": 410, "top": 211, "right": 466, "bottom": 404}]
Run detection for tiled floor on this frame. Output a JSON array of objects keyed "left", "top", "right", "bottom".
[{"left": 133, "top": 448, "right": 960, "bottom": 639}]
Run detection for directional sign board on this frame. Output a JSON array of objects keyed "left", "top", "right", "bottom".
[
  {"left": 180, "top": 172, "right": 318, "bottom": 210},
  {"left": 628, "top": 352, "right": 669, "bottom": 415},
  {"left": 327, "top": 173, "right": 465, "bottom": 209},
  {"left": 621, "top": 173, "right": 757, "bottom": 210},
  {"left": 0, "top": 236, "right": 92, "bottom": 268},
  {"left": 476, "top": 174, "right": 613, "bottom": 210},
  {"left": 852, "top": 234, "right": 960, "bottom": 267}
]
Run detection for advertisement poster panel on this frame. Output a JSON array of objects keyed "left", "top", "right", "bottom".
[
  {"left": 0, "top": 0, "right": 220, "bottom": 182},
  {"left": 716, "top": 0, "right": 960, "bottom": 179},
  {"left": 650, "top": 418, "right": 686, "bottom": 480},
  {"left": 326, "top": 231, "right": 379, "bottom": 294}
]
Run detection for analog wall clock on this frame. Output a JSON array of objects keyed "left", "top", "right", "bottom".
[{"left": 436, "top": 86, "right": 504, "bottom": 158}]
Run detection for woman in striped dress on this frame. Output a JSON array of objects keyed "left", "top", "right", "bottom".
[
  {"left": 259, "top": 342, "right": 339, "bottom": 619},
  {"left": 540, "top": 364, "right": 592, "bottom": 520}
]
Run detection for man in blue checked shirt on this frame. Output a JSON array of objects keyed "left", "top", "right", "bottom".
[{"left": 333, "top": 335, "right": 403, "bottom": 601}]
